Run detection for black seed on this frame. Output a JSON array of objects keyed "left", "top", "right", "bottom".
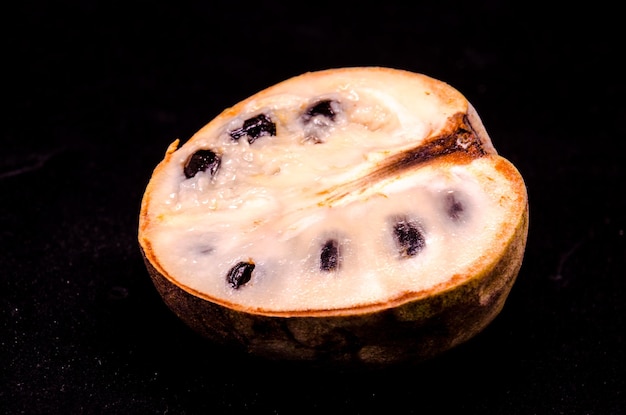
[
  {"left": 393, "top": 219, "right": 425, "bottom": 258},
  {"left": 226, "top": 261, "right": 255, "bottom": 289},
  {"left": 445, "top": 192, "right": 464, "bottom": 221},
  {"left": 301, "top": 100, "right": 340, "bottom": 143},
  {"left": 230, "top": 113, "right": 276, "bottom": 144},
  {"left": 320, "top": 239, "right": 340, "bottom": 272},
  {"left": 184, "top": 149, "right": 221, "bottom": 179},
  {"left": 302, "top": 100, "right": 337, "bottom": 123}
]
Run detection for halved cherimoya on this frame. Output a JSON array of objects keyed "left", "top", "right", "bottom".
[{"left": 138, "top": 67, "right": 528, "bottom": 367}]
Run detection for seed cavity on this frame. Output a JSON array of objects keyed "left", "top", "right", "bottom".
[
  {"left": 197, "top": 245, "right": 214, "bottom": 255},
  {"left": 184, "top": 149, "right": 221, "bottom": 179},
  {"left": 392, "top": 217, "right": 426, "bottom": 258},
  {"left": 230, "top": 113, "right": 276, "bottom": 144},
  {"left": 226, "top": 261, "right": 255, "bottom": 289},
  {"left": 302, "top": 99, "right": 338, "bottom": 123},
  {"left": 445, "top": 192, "right": 465, "bottom": 222},
  {"left": 320, "top": 239, "right": 340, "bottom": 272},
  {"left": 301, "top": 99, "right": 340, "bottom": 143}
]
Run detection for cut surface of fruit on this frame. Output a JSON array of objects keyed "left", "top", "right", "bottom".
[{"left": 138, "top": 67, "right": 528, "bottom": 365}]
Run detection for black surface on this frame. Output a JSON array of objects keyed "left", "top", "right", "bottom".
[{"left": 3, "top": 2, "right": 624, "bottom": 414}]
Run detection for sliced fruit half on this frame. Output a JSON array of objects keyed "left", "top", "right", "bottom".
[{"left": 138, "top": 67, "right": 529, "bottom": 367}]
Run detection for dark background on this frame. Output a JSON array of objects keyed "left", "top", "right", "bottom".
[{"left": 2, "top": 1, "right": 624, "bottom": 414}]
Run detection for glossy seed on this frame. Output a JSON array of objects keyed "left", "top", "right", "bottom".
[
  {"left": 393, "top": 219, "right": 425, "bottom": 258},
  {"left": 301, "top": 100, "right": 339, "bottom": 143},
  {"left": 226, "top": 261, "right": 255, "bottom": 289},
  {"left": 184, "top": 149, "right": 221, "bottom": 179},
  {"left": 230, "top": 114, "right": 276, "bottom": 144},
  {"left": 320, "top": 239, "right": 340, "bottom": 272},
  {"left": 445, "top": 192, "right": 465, "bottom": 221},
  {"left": 302, "top": 100, "right": 337, "bottom": 123}
]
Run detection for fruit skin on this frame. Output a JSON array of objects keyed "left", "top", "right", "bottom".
[{"left": 140, "top": 198, "right": 528, "bottom": 368}]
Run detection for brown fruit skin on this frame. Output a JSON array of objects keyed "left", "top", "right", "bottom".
[{"left": 140, "top": 203, "right": 528, "bottom": 368}]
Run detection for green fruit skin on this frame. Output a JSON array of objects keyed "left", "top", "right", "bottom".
[{"left": 140, "top": 204, "right": 528, "bottom": 368}]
